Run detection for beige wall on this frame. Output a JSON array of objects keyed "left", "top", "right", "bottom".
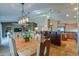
[{"left": 51, "top": 20, "right": 58, "bottom": 31}]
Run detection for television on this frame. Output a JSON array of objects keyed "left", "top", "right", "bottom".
[{"left": 14, "top": 28, "right": 22, "bottom": 32}]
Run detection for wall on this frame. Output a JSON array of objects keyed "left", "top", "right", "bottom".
[
  {"left": 0, "top": 23, "right": 2, "bottom": 45},
  {"left": 1, "top": 22, "right": 21, "bottom": 38},
  {"left": 29, "top": 16, "right": 48, "bottom": 31},
  {"left": 29, "top": 16, "right": 77, "bottom": 32},
  {"left": 58, "top": 20, "right": 77, "bottom": 32},
  {"left": 11, "top": 23, "right": 22, "bottom": 39},
  {"left": 0, "top": 16, "right": 18, "bottom": 22},
  {"left": 51, "top": 20, "right": 58, "bottom": 31}
]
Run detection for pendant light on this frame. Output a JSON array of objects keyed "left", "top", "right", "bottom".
[{"left": 18, "top": 3, "right": 29, "bottom": 25}]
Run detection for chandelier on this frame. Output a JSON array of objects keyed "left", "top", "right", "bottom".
[{"left": 18, "top": 3, "right": 29, "bottom": 25}]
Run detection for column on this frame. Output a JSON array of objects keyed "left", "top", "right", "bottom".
[
  {"left": 77, "top": 4, "right": 79, "bottom": 54},
  {"left": 9, "top": 37, "right": 17, "bottom": 56},
  {"left": 77, "top": 22, "right": 79, "bottom": 54},
  {"left": 7, "top": 32, "right": 17, "bottom": 56}
]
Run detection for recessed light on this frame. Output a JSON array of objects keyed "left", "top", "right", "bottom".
[
  {"left": 44, "top": 25, "right": 47, "bottom": 27},
  {"left": 47, "top": 15, "right": 50, "bottom": 19},
  {"left": 33, "top": 10, "right": 41, "bottom": 14},
  {"left": 42, "top": 15, "right": 46, "bottom": 16},
  {"left": 74, "top": 16, "right": 76, "bottom": 18},
  {"left": 35, "top": 27, "right": 38, "bottom": 30},
  {"left": 42, "top": 15, "right": 49, "bottom": 18},
  {"left": 74, "top": 7, "right": 78, "bottom": 11},
  {"left": 66, "top": 14, "right": 69, "bottom": 17},
  {"left": 36, "top": 11, "right": 41, "bottom": 14},
  {"left": 70, "top": 3, "right": 74, "bottom": 5}
]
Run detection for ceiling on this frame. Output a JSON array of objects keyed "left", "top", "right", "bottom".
[{"left": 0, "top": 3, "right": 78, "bottom": 22}]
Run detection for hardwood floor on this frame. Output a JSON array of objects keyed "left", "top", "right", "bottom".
[
  {"left": 15, "top": 38, "right": 40, "bottom": 56},
  {"left": 49, "top": 39, "right": 77, "bottom": 56},
  {"left": 15, "top": 38, "right": 77, "bottom": 56},
  {"left": 0, "top": 37, "right": 77, "bottom": 56}
]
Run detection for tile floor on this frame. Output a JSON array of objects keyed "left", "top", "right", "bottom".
[
  {"left": 0, "top": 45, "right": 10, "bottom": 56},
  {"left": 0, "top": 37, "right": 10, "bottom": 56}
]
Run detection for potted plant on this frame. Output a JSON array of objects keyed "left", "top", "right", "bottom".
[{"left": 22, "top": 30, "right": 32, "bottom": 42}]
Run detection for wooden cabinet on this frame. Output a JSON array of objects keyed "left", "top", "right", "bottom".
[
  {"left": 50, "top": 32, "right": 61, "bottom": 46},
  {"left": 61, "top": 32, "right": 77, "bottom": 41},
  {"left": 61, "top": 33, "right": 67, "bottom": 41},
  {"left": 41, "top": 31, "right": 61, "bottom": 46}
]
